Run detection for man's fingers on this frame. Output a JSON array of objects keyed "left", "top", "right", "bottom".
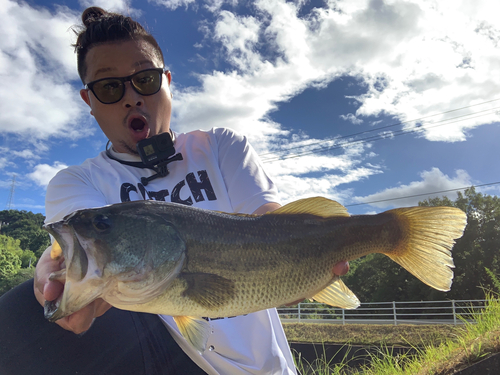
[
  {"left": 56, "top": 304, "right": 98, "bottom": 334},
  {"left": 333, "top": 261, "right": 349, "bottom": 276},
  {"left": 56, "top": 299, "right": 112, "bottom": 334},
  {"left": 34, "top": 246, "right": 63, "bottom": 305},
  {"left": 43, "top": 280, "right": 64, "bottom": 302}
]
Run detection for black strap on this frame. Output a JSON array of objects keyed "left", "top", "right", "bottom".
[
  {"left": 105, "top": 141, "right": 183, "bottom": 186},
  {"left": 105, "top": 142, "right": 153, "bottom": 170}
]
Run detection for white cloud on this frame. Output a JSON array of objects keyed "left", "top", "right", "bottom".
[
  {"left": 263, "top": 143, "right": 382, "bottom": 203},
  {"left": 0, "top": 1, "right": 89, "bottom": 140},
  {"left": 150, "top": 0, "right": 239, "bottom": 11},
  {"left": 148, "top": 0, "right": 197, "bottom": 10},
  {"left": 169, "top": 0, "right": 500, "bottom": 146},
  {"left": 340, "top": 113, "right": 363, "bottom": 125},
  {"left": 214, "top": 11, "right": 262, "bottom": 71},
  {"left": 27, "top": 162, "right": 69, "bottom": 188},
  {"left": 79, "top": 0, "right": 142, "bottom": 16},
  {"left": 161, "top": 0, "right": 500, "bottom": 207},
  {"left": 354, "top": 168, "right": 472, "bottom": 208},
  {"left": 12, "top": 150, "right": 40, "bottom": 160},
  {"left": 0, "top": 157, "right": 7, "bottom": 170},
  {"left": 2, "top": 0, "right": 498, "bottom": 211}
]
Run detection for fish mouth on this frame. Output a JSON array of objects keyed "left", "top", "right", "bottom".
[
  {"left": 42, "top": 208, "right": 188, "bottom": 322},
  {"left": 42, "top": 221, "right": 100, "bottom": 322}
]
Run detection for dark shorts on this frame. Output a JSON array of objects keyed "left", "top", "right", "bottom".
[{"left": 0, "top": 279, "right": 206, "bottom": 375}]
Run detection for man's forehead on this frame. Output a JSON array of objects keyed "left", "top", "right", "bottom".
[
  {"left": 85, "top": 40, "right": 162, "bottom": 80},
  {"left": 93, "top": 60, "right": 156, "bottom": 77}
]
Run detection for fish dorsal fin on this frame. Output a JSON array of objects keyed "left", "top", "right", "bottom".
[
  {"left": 270, "top": 197, "right": 350, "bottom": 218},
  {"left": 312, "top": 277, "right": 360, "bottom": 309},
  {"left": 173, "top": 316, "right": 211, "bottom": 353}
]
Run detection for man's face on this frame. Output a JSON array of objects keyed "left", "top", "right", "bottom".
[{"left": 80, "top": 40, "right": 172, "bottom": 154}]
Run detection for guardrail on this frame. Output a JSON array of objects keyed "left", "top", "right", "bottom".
[{"left": 278, "top": 299, "right": 492, "bottom": 325}]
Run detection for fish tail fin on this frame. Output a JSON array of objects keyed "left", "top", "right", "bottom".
[{"left": 383, "top": 206, "right": 466, "bottom": 292}]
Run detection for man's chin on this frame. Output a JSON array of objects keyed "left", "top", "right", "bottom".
[{"left": 120, "top": 142, "right": 139, "bottom": 156}]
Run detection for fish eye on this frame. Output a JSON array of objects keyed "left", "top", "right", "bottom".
[{"left": 92, "top": 215, "right": 111, "bottom": 232}]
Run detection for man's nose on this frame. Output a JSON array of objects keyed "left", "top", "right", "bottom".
[{"left": 122, "top": 82, "right": 144, "bottom": 108}]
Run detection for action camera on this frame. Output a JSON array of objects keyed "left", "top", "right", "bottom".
[{"left": 137, "top": 132, "right": 176, "bottom": 168}]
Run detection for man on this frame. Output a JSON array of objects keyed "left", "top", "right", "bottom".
[{"left": 0, "top": 7, "right": 348, "bottom": 374}]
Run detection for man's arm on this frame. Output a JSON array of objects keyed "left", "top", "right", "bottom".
[{"left": 251, "top": 202, "right": 281, "bottom": 215}]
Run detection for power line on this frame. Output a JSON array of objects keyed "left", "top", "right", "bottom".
[
  {"left": 259, "top": 98, "right": 500, "bottom": 163},
  {"left": 260, "top": 106, "right": 500, "bottom": 163},
  {"left": 345, "top": 181, "right": 500, "bottom": 208},
  {"left": 260, "top": 97, "right": 500, "bottom": 158},
  {"left": 260, "top": 97, "right": 500, "bottom": 157}
]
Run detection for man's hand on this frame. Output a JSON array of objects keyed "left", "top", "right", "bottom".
[
  {"left": 333, "top": 260, "right": 349, "bottom": 276},
  {"left": 34, "top": 245, "right": 111, "bottom": 334}
]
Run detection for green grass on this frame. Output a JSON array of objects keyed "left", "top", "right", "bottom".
[{"left": 285, "top": 293, "right": 500, "bottom": 374}]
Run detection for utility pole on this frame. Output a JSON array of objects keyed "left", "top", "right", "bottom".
[{"left": 6, "top": 174, "right": 16, "bottom": 210}]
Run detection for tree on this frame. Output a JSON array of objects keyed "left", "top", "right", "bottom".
[
  {"left": 420, "top": 188, "right": 500, "bottom": 300},
  {"left": 0, "top": 268, "right": 35, "bottom": 296},
  {"left": 344, "top": 188, "right": 500, "bottom": 302},
  {"left": 0, "top": 210, "right": 50, "bottom": 261},
  {"left": 0, "top": 235, "right": 22, "bottom": 280}
]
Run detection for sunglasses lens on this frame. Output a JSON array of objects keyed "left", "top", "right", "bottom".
[
  {"left": 132, "top": 70, "right": 162, "bottom": 95},
  {"left": 92, "top": 79, "right": 124, "bottom": 104}
]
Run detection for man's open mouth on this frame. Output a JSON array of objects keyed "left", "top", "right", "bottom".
[{"left": 130, "top": 117, "right": 147, "bottom": 132}]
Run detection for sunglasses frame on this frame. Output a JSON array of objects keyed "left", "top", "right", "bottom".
[{"left": 85, "top": 68, "right": 167, "bottom": 104}]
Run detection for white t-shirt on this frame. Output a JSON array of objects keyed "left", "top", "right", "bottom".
[{"left": 45, "top": 127, "right": 297, "bottom": 375}]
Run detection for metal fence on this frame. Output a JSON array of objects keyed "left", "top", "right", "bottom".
[{"left": 277, "top": 299, "right": 493, "bottom": 325}]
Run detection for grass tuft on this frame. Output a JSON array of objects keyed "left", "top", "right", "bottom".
[{"left": 286, "top": 293, "right": 500, "bottom": 374}]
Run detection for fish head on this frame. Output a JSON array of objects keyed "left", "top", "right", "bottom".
[{"left": 43, "top": 202, "right": 186, "bottom": 322}]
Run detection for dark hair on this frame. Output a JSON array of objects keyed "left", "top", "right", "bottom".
[{"left": 73, "top": 7, "right": 164, "bottom": 83}]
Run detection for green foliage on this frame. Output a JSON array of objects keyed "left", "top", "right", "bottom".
[
  {"left": 0, "top": 234, "right": 22, "bottom": 279},
  {"left": 484, "top": 268, "right": 500, "bottom": 293},
  {"left": 0, "top": 209, "right": 51, "bottom": 258},
  {"left": 0, "top": 267, "right": 35, "bottom": 296},
  {"left": 344, "top": 187, "right": 500, "bottom": 302},
  {"left": 0, "top": 209, "right": 49, "bottom": 295}
]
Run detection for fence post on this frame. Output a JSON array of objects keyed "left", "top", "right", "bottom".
[
  {"left": 452, "top": 300, "right": 456, "bottom": 325},
  {"left": 298, "top": 303, "right": 301, "bottom": 322},
  {"left": 393, "top": 301, "right": 397, "bottom": 325},
  {"left": 342, "top": 309, "right": 345, "bottom": 325}
]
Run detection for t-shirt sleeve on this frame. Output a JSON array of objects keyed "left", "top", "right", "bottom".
[
  {"left": 45, "top": 166, "right": 107, "bottom": 224},
  {"left": 214, "top": 128, "right": 280, "bottom": 214}
]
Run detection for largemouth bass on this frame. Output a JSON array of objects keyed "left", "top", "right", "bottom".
[{"left": 44, "top": 197, "right": 466, "bottom": 351}]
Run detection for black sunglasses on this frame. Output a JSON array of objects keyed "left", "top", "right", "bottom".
[{"left": 85, "top": 68, "right": 167, "bottom": 104}]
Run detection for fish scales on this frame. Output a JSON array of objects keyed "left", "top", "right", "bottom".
[
  {"left": 43, "top": 197, "right": 467, "bottom": 352},
  {"left": 63, "top": 206, "right": 402, "bottom": 317}
]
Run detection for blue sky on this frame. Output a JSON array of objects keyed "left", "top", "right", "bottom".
[{"left": 1, "top": 0, "right": 499, "bottom": 216}]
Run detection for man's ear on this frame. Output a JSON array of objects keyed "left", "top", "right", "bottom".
[
  {"left": 80, "top": 89, "right": 93, "bottom": 116},
  {"left": 166, "top": 70, "right": 172, "bottom": 86}
]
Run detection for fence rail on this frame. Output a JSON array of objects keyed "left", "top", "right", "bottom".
[{"left": 278, "top": 299, "right": 493, "bottom": 325}]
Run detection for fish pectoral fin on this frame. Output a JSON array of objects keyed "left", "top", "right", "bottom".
[
  {"left": 269, "top": 197, "right": 350, "bottom": 218},
  {"left": 312, "top": 277, "right": 360, "bottom": 309},
  {"left": 181, "top": 272, "right": 235, "bottom": 310},
  {"left": 173, "top": 316, "right": 210, "bottom": 353}
]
